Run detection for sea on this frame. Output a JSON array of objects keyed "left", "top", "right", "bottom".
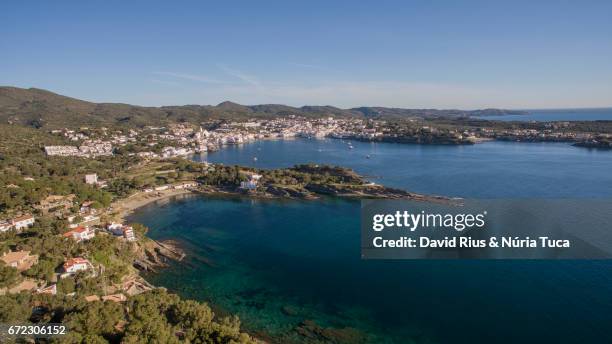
[
  {"left": 129, "top": 137, "right": 612, "bottom": 343},
  {"left": 474, "top": 108, "right": 612, "bottom": 121}
]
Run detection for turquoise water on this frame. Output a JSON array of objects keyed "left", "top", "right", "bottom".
[
  {"left": 130, "top": 139, "right": 612, "bottom": 343},
  {"left": 475, "top": 108, "right": 612, "bottom": 121}
]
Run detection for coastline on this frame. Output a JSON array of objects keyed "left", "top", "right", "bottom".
[{"left": 111, "top": 188, "right": 196, "bottom": 222}]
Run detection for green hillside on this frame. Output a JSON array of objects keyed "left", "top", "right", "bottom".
[{"left": 0, "top": 86, "right": 527, "bottom": 128}]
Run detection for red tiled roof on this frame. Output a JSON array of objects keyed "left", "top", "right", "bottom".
[
  {"left": 73, "top": 226, "right": 88, "bottom": 233},
  {"left": 63, "top": 226, "right": 89, "bottom": 237},
  {"left": 63, "top": 257, "right": 90, "bottom": 269}
]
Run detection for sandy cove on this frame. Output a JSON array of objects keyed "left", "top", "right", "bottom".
[{"left": 110, "top": 188, "right": 195, "bottom": 222}]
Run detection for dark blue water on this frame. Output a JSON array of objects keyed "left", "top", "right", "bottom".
[
  {"left": 130, "top": 139, "right": 612, "bottom": 343},
  {"left": 195, "top": 139, "right": 612, "bottom": 198},
  {"left": 475, "top": 108, "right": 612, "bottom": 121}
]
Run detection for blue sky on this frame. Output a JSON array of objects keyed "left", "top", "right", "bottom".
[{"left": 1, "top": 0, "right": 611, "bottom": 109}]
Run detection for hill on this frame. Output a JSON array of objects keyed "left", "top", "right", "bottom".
[{"left": 0, "top": 86, "right": 527, "bottom": 128}]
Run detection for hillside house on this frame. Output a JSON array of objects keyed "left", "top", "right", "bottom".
[
  {"left": 1, "top": 250, "right": 39, "bottom": 271},
  {"left": 63, "top": 226, "right": 95, "bottom": 242},
  {"left": 240, "top": 174, "right": 262, "bottom": 190},
  {"left": 84, "top": 173, "right": 98, "bottom": 185},
  {"left": 63, "top": 257, "right": 92, "bottom": 274},
  {"left": 12, "top": 214, "right": 35, "bottom": 230},
  {"left": 107, "top": 223, "right": 136, "bottom": 241},
  {"left": 0, "top": 221, "right": 13, "bottom": 232}
]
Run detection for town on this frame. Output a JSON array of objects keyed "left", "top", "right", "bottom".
[
  {"left": 1, "top": 119, "right": 444, "bottom": 343},
  {"left": 42, "top": 116, "right": 612, "bottom": 161}
]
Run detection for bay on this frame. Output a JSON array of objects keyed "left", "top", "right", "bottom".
[{"left": 129, "top": 139, "right": 612, "bottom": 343}]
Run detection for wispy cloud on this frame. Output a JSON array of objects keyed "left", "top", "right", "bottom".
[
  {"left": 152, "top": 71, "right": 225, "bottom": 84},
  {"left": 219, "top": 65, "right": 261, "bottom": 88},
  {"left": 149, "top": 78, "right": 181, "bottom": 87},
  {"left": 170, "top": 80, "right": 493, "bottom": 109}
]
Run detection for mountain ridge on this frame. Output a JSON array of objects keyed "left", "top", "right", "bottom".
[{"left": 0, "top": 86, "right": 527, "bottom": 128}]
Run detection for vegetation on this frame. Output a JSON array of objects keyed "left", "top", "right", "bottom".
[
  {"left": 429, "top": 116, "right": 612, "bottom": 134},
  {"left": 0, "top": 290, "right": 256, "bottom": 343},
  {"left": 0, "top": 261, "right": 21, "bottom": 288},
  {"left": 0, "top": 125, "right": 128, "bottom": 214},
  {"left": 0, "top": 124, "right": 256, "bottom": 343},
  {"left": 1, "top": 86, "right": 526, "bottom": 128}
]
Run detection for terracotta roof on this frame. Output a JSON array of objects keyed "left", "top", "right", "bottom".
[
  {"left": 85, "top": 295, "right": 100, "bottom": 302},
  {"left": 1, "top": 250, "right": 32, "bottom": 264},
  {"left": 63, "top": 257, "right": 90, "bottom": 269},
  {"left": 12, "top": 214, "right": 33, "bottom": 222},
  {"left": 63, "top": 227, "right": 89, "bottom": 238},
  {"left": 73, "top": 226, "right": 89, "bottom": 233}
]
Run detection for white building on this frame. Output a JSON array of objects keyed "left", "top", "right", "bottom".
[
  {"left": 123, "top": 227, "right": 136, "bottom": 242},
  {"left": 107, "top": 223, "right": 136, "bottom": 241},
  {"left": 173, "top": 182, "right": 198, "bottom": 189},
  {"left": 63, "top": 257, "right": 92, "bottom": 274},
  {"left": 161, "top": 146, "right": 192, "bottom": 158},
  {"left": 240, "top": 174, "right": 262, "bottom": 190},
  {"left": 63, "top": 226, "right": 95, "bottom": 242},
  {"left": 0, "top": 221, "right": 13, "bottom": 232},
  {"left": 12, "top": 215, "right": 35, "bottom": 230},
  {"left": 44, "top": 146, "right": 80, "bottom": 156},
  {"left": 85, "top": 174, "right": 98, "bottom": 185}
]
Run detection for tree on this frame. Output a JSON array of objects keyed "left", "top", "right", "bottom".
[
  {"left": 25, "top": 257, "right": 56, "bottom": 281},
  {"left": 63, "top": 301, "right": 124, "bottom": 342},
  {"left": 0, "top": 294, "right": 32, "bottom": 322},
  {"left": 170, "top": 300, "right": 214, "bottom": 341},
  {"left": 0, "top": 262, "right": 21, "bottom": 288}
]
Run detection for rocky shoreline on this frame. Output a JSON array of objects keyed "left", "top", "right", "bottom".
[
  {"left": 573, "top": 139, "right": 612, "bottom": 149},
  {"left": 132, "top": 239, "right": 186, "bottom": 272},
  {"left": 195, "top": 183, "right": 451, "bottom": 203},
  {"left": 114, "top": 164, "right": 453, "bottom": 272},
  {"left": 111, "top": 164, "right": 452, "bottom": 343},
  {"left": 119, "top": 185, "right": 450, "bottom": 272}
]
